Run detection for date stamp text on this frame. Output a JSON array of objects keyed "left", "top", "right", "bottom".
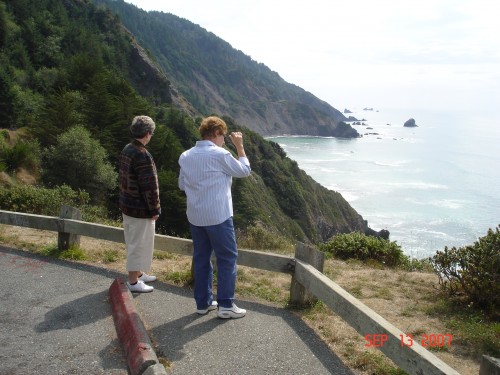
[{"left": 364, "top": 333, "right": 453, "bottom": 348}]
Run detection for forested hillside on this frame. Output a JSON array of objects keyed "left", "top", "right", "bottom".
[
  {"left": 0, "top": 0, "right": 381, "bottom": 244},
  {"left": 92, "top": 0, "right": 359, "bottom": 138}
]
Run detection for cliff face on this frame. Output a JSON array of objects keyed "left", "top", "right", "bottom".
[
  {"left": 122, "top": 28, "right": 199, "bottom": 118},
  {"left": 93, "top": 0, "right": 359, "bottom": 138},
  {"left": 127, "top": 37, "right": 172, "bottom": 104},
  {"left": 205, "top": 91, "right": 357, "bottom": 137}
]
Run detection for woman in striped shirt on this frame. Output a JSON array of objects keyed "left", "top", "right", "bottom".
[{"left": 178, "top": 116, "right": 251, "bottom": 319}]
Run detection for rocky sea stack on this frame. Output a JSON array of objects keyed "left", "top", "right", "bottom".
[{"left": 404, "top": 118, "right": 418, "bottom": 127}]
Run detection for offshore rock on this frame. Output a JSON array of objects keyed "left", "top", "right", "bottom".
[
  {"left": 404, "top": 118, "right": 418, "bottom": 127},
  {"left": 365, "top": 227, "right": 390, "bottom": 240}
]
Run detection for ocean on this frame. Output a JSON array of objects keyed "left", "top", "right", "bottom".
[{"left": 268, "top": 108, "right": 500, "bottom": 259}]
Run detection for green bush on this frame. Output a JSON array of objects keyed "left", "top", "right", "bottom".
[
  {"left": 401, "top": 257, "right": 434, "bottom": 273},
  {"left": 0, "top": 183, "right": 106, "bottom": 221},
  {"left": 0, "top": 139, "right": 41, "bottom": 172},
  {"left": 42, "top": 126, "right": 117, "bottom": 204},
  {"left": 236, "top": 223, "right": 294, "bottom": 253},
  {"left": 319, "top": 232, "right": 408, "bottom": 267},
  {"left": 429, "top": 225, "right": 500, "bottom": 313}
]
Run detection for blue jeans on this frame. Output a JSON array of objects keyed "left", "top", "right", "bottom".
[{"left": 190, "top": 218, "right": 238, "bottom": 309}]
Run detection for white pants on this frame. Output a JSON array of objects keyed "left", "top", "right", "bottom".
[{"left": 123, "top": 214, "right": 155, "bottom": 272}]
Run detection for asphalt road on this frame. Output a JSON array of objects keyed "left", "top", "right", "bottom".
[
  {"left": 0, "top": 245, "right": 127, "bottom": 375},
  {"left": 0, "top": 245, "right": 353, "bottom": 375}
]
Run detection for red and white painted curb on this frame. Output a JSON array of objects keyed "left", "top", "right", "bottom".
[{"left": 109, "top": 278, "right": 167, "bottom": 375}]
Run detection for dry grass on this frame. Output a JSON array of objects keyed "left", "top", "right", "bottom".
[
  {"left": 306, "top": 259, "right": 480, "bottom": 374},
  {"left": 0, "top": 225, "right": 481, "bottom": 374},
  {"left": 0, "top": 172, "right": 14, "bottom": 186}
]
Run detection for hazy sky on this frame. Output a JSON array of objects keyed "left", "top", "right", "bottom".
[{"left": 125, "top": 0, "right": 499, "bottom": 112}]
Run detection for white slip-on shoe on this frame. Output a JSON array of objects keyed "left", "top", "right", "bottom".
[
  {"left": 196, "top": 301, "right": 218, "bottom": 315},
  {"left": 127, "top": 280, "right": 154, "bottom": 293},
  {"left": 217, "top": 304, "right": 246, "bottom": 319},
  {"left": 138, "top": 272, "right": 157, "bottom": 283}
]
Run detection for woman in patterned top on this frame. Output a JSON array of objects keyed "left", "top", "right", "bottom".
[{"left": 119, "top": 115, "right": 161, "bottom": 293}]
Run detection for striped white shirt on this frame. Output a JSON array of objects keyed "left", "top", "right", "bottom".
[{"left": 178, "top": 140, "right": 251, "bottom": 226}]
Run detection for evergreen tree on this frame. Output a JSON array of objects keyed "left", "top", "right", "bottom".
[
  {"left": 0, "top": 65, "right": 16, "bottom": 128},
  {"left": 0, "top": 2, "right": 7, "bottom": 49},
  {"left": 34, "top": 89, "right": 85, "bottom": 145}
]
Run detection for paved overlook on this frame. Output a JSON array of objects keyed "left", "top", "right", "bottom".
[{"left": 0, "top": 245, "right": 352, "bottom": 375}]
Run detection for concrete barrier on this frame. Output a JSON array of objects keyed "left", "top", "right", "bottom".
[{"left": 109, "top": 278, "right": 166, "bottom": 375}]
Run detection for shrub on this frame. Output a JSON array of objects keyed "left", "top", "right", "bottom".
[
  {"left": 429, "top": 225, "right": 500, "bottom": 313},
  {"left": 0, "top": 139, "right": 41, "bottom": 172},
  {"left": 42, "top": 126, "right": 117, "bottom": 204},
  {"left": 0, "top": 184, "right": 88, "bottom": 215},
  {"left": 401, "top": 257, "right": 434, "bottom": 273},
  {"left": 319, "top": 231, "right": 408, "bottom": 267},
  {"left": 0, "top": 129, "right": 9, "bottom": 141},
  {"left": 0, "top": 183, "right": 107, "bottom": 222},
  {"left": 236, "top": 223, "right": 294, "bottom": 253}
]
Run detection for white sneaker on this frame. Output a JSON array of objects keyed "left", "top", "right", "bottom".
[
  {"left": 196, "top": 301, "right": 218, "bottom": 315},
  {"left": 217, "top": 304, "right": 246, "bottom": 319},
  {"left": 127, "top": 280, "right": 154, "bottom": 293},
  {"left": 138, "top": 273, "right": 157, "bottom": 283}
]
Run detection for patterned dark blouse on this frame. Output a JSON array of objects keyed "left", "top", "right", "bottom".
[{"left": 119, "top": 139, "right": 161, "bottom": 218}]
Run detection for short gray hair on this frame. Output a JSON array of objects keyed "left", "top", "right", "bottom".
[{"left": 130, "top": 115, "right": 155, "bottom": 138}]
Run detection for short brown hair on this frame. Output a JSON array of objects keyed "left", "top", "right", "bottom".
[{"left": 199, "top": 116, "right": 227, "bottom": 139}]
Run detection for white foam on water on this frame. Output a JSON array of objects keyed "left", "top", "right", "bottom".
[{"left": 267, "top": 108, "right": 500, "bottom": 258}]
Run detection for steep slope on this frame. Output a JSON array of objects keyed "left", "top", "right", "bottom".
[
  {"left": 0, "top": 0, "right": 382, "bottom": 244},
  {"left": 223, "top": 120, "right": 371, "bottom": 243},
  {"left": 93, "top": 0, "right": 359, "bottom": 138}
]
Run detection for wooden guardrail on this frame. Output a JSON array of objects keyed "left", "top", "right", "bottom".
[{"left": 0, "top": 208, "right": 461, "bottom": 375}]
